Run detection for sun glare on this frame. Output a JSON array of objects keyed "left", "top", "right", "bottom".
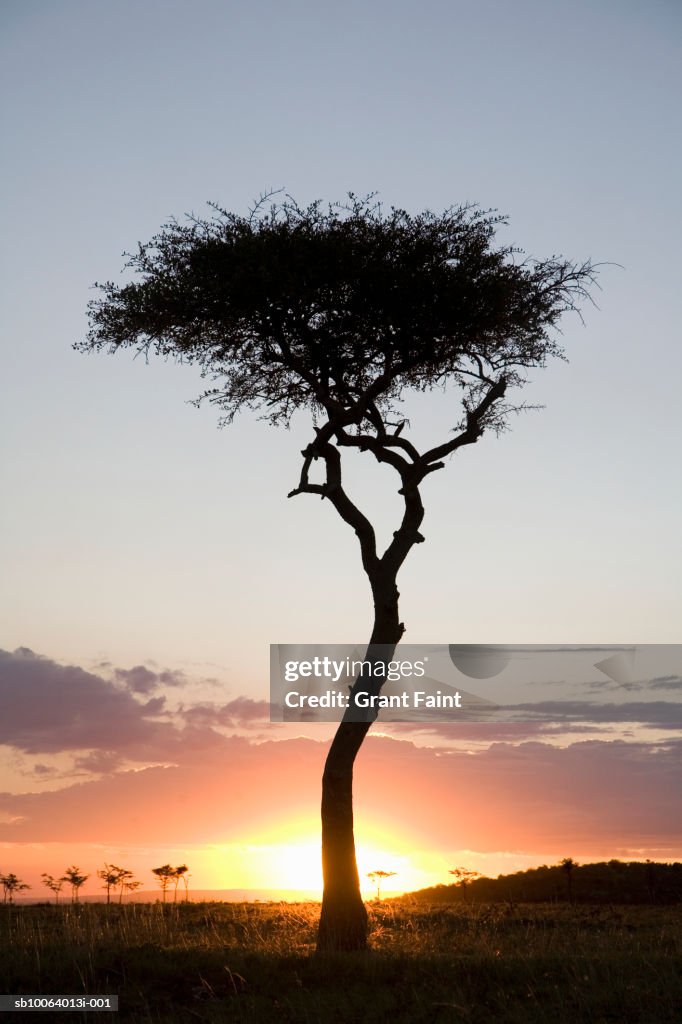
[
  {"left": 261, "top": 838, "right": 418, "bottom": 895},
  {"left": 203, "top": 824, "right": 431, "bottom": 897}
]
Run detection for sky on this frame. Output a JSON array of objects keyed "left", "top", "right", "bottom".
[{"left": 1, "top": 0, "right": 681, "bottom": 899}]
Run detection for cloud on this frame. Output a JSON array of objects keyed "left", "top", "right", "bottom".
[
  {"left": 499, "top": 700, "right": 682, "bottom": 728},
  {"left": 381, "top": 720, "right": 605, "bottom": 743},
  {"left": 0, "top": 732, "right": 680, "bottom": 858},
  {"left": 0, "top": 648, "right": 270, "bottom": 763},
  {"left": 0, "top": 648, "right": 180, "bottom": 755},
  {"left": 357, "top": 735, "right": 682, "bottom": 852},
  {"left": 181, "top": 698, "right": 271, "bottom": 729},
  {"left": 651, "top": 676, "right": 682, "bottom": 691},
  {"left": 113, "top": 664, "right": 186, "bottom": 694},
  {"left": 73, "top": 750, "right": 126, "bottom": 774},
  {"left": 585, "top": 675, "right": 682, "bottom": 694},
  {"left": 0, "top": 736, "right": 321, "bottom": 844},
  {"left": 113, "top": 665, "right": 158, "bottom": 694}
]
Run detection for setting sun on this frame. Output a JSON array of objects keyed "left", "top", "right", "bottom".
[{"left": 200, "top": 822, "right": 434, "bottom": 898}]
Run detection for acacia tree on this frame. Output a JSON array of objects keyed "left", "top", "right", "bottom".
[
  {"left": 172, "top": 864, "right": 189, "bottom": 903},
  {"left": 152, "top": 864, "right": 176, "bottom": 902},
  {"left": 114, "top": 867, "right": 141, "bottom": 904},
  {"left": 1, "top": 873, "right": 30, "bottom": 904},
  {"left": 559, "top": 857, "right": 578, "bottom": 904},
  {"left": 449, "top": 866, "right": 482, "bottom": 902},
  {"left": 122, "top": 879, "right": 143, "bottom": 901},
  {"left": 41, "top": 873, "right": 65, "bottom": 905},
  {"left": 367, "top": 869, "right": 396, "bottom": 900},
  {"left": 62, "top": 865, "right": 89, "bottom": 904},
  {"left": 78, "top": 193, "right": 597, "bottom": 950},
  {"left": 98, "top": 863, "right": 125, "bottom": 904}
]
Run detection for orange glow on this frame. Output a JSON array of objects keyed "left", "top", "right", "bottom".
[{"left": 202, "top": 817, "right": 449, "bottom": 896}]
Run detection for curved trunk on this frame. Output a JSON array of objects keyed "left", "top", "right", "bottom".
[{"left": 317, "top": 577, "right": 402, "bottom": 952}]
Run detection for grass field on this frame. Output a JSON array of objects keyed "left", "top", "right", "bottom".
[{"left": 1, "top": 900, "right": 680, "bottom": 1023}]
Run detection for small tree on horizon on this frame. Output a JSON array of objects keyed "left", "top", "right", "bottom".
[
  {"left": 367, "top": 870, "right": 397, "bottom": 901},
  {"left": 117, "top": 870, "right": 142, "bottom": 903},
  {"left": 559, "top": 857, "right": 578, "bottom": 904},
  {"left": 152, "top": 864, "right": 176, "bottom": 902},
  {"left": 645, "top": 859, "right": 658, "bottom": 904},
  {"left": 41, "top": 873, "right": 65, "bottom": 905},
  {"left": 180, "top": 871, "right": 191, "bottom": 902},
  {"left": 115, "top": 868, "right": 134, "bottom": 904},
  {"left": 78, "top": 192, "right": 598, "bottom": 950},
  {"left": 1, "top": 873, "right": 31, "bottom": 904},
  {"left": 62, "top": 866, "right": 89, "bottom": 904},
  {"left": 448, "top": 866, "right": 482, "bottom": 902},
  {"left": 172, "top": 864, "right": 189, "bottom": 903},
  {"left": 122, "top": 879, "right": 143, "bottom": 901},
  {"left": 98, "top": 864, "right": 125, "bottom": 905}
]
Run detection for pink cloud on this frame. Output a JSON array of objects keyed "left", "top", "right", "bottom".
[{"left": 0, "top": 733, "right": 679, "bottom": 859}]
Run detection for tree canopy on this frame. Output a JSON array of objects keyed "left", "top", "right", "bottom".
[{"left": 79, "top": 193, "right": 597, "bottom": 440}]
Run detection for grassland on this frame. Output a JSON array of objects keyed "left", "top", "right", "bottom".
[{"left": 1, "top": 899, "right": 680, "bottom": 1023}]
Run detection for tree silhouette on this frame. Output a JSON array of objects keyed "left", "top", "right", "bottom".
[
  {"left": 448, "top": 866, "right": 482, "bottom": 902},
  {"left": 172, "top": 864, "right": 189, "bottom": 903},
  {"left": 1, "top": 873, "right": 30, "bottom": 904},
  {"left": 559, "top": 857, "right": 578, "bottom": 904},
  {"left": 110, "top": 867, "right": 141, "bottom": 904},
  {"left": 97, "top": 863, "right": 125, "bottom": 905},
  {"left": 41, "top": 873, "right": 65, "bottom": 905},
  {"left": 78, "top": 192, "right": 597, "bottom": 950},
  {"left": 114, "top": 868, "right": 133, "bottom": 904},
  {"left": 367, "top": 870, "right": 396, "bottom": 900},
  {"left": 645, "top": 859, "right": 658, "bottom": 904},
  {"left": 122, "top": 879, "right": 143, "bottom": 901},
  {"left": 62, "top": 866, "right": 89, "bottom": 904},
  {"left": 152, "top": 864, "right": 176, "bottom": 902}
]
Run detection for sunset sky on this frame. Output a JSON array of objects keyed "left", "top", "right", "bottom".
[{"left": 1, "top": 0, "right": 681, "bottom": 900}]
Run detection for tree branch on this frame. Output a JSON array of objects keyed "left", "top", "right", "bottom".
[
  {"left": 288, "top": 437, "right": 380, "bottom": 578},
  {"left": 421, "top": 377, "right": 507, "bottom": 465},
  {"left": 380, "top": 479, "right": 426, "bottom": 576},
  {"left": 334, "top": 427, "right": 414, "bottom": 476},
  {"left": 290, "top": 379, "right": 507, "bottom": 584}
]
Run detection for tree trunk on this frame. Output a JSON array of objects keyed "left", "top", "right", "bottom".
[{"left": 317, "top": 577, "right": 403, "bottom": 952}]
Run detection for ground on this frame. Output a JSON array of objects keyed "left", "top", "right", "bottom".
[{"left": 1, "top": 900, "right": 680, "bottom": 1022}]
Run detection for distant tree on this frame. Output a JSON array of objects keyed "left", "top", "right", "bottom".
[
  {"left": 115, "top": 868, "right": 133, "bottom": 904},
  {"left": 559, "top": 858, "right": 578, "bottom": 904},
  {"left": 367, "top": 870, "right": 396, "bottom": 901},
  {"left": 97, "top": 864, "right": 125, "bottom": 905},
  {"left": 180, "top": 871, "right": 191, "bottom": 902},
  {"left": 111, "top": 868, "right": 140, "bottom": 904},
  {"left": 645, "top": 859, "right": 658, "bottom": 904},
  {"left": 1, "top": 873, "right": 31, "bottom": 904},
  {"left": 62, "top": 866, "right": 89, "bottom": 904},
  {"left": 152, "top": 864, "right": 176, "bottom": 902},
  {"left": 78, "top": 193, "right": 598, "bottom": 950},
  {"left": 122, "top": 879, "right": 143, "bottom": 901},
  {"left": 41, "top": 873, "right": 65, "bottom": 905},
  {"left": 448, "top": 866, "right": 482, "bottom": 902},
  {"left": 172, "top": 864, "right": 189, "bottom": 903}
]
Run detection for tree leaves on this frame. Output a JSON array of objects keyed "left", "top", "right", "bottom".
[{"left": 78, "top": 194, "right": 598, "bottom": 431}]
